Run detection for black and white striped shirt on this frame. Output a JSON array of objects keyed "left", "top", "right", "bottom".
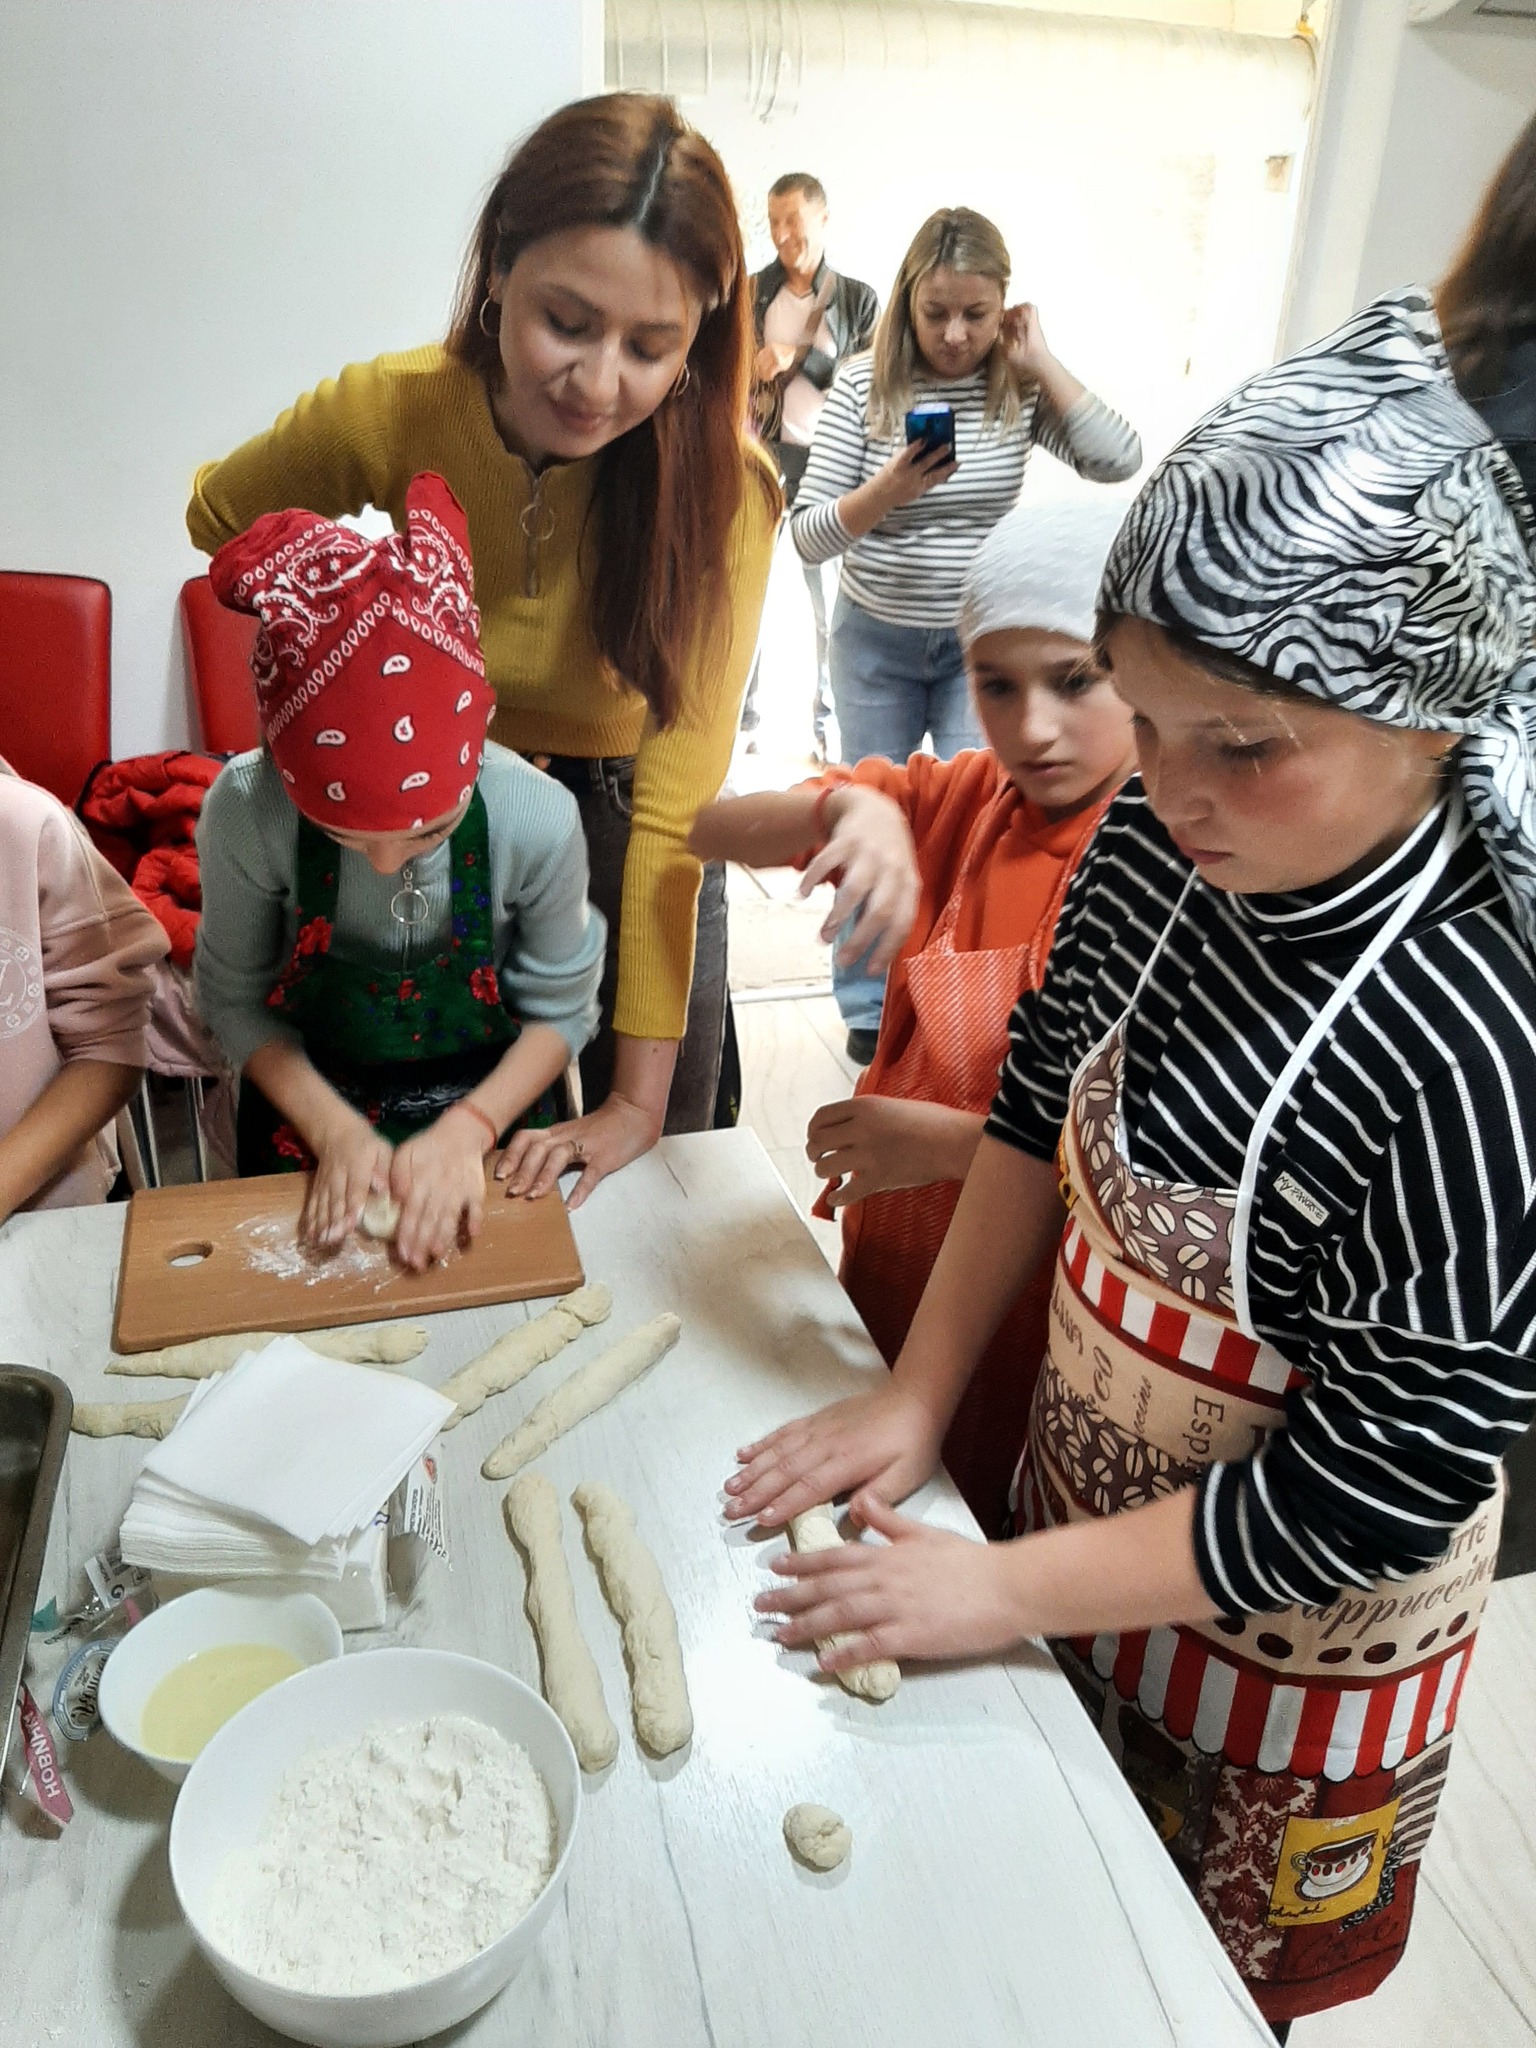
[
  {"left": 789, "top": 356, "right": 1141, "bottom": 629},
  {"left": 986, "top": 785, "right": 1536, "bottom": 1615}
]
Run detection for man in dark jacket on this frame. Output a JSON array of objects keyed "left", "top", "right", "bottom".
[
  {"left": 743, "top": 174, "right": 878, "bottom": 757},
  {"left": 753, "top": 175, "right": 879, "bottom": 501}
]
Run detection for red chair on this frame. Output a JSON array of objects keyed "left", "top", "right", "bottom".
[
  {"left": 179, "top": 574, "right": 259, "bottom": 753},
  {"left": 0, "top": 571, "right": 112, "bottom": 805}
]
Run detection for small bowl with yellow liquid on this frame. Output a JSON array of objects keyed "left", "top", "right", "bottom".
[{"left": 98, "top": 1584, "right": 343, "bottom": 1784}]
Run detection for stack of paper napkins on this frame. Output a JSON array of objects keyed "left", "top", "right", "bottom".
[{"left": 119, "top": 1337, "right": 452, "bottom": 1628}]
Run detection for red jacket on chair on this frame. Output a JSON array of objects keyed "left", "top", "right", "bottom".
[{"left": 77, "top": 751, "right": 222, "bottom": 967}]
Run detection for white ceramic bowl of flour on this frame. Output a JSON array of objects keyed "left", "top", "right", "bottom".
[{"left": 168, "top": 1647, "right": 581, "bottom": 2047}]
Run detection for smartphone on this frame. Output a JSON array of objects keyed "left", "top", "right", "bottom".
[{"left": 905, "top": 402, "right": 957, "bottom": 461}]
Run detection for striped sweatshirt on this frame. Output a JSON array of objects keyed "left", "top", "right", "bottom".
[
  {"left": 790, "top": 355, "right": 1141, "bottom": 628},
  {"left": 986, "top": 785, "right": 1536, "bottom": 1615}
]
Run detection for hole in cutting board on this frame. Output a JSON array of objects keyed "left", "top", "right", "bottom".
[{"left": 166, "top": 1240, "right": 215, "bottom": 1268}]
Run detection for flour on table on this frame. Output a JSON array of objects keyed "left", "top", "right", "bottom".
[{"left": 206, "top": 1714, "right": 555, "bottom": 1993}]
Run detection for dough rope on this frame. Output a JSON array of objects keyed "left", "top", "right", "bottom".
[
  {"left": 783, "top": 1803, "right": 852, "bottom": 1871},
  {"left": 571, "top": 1481, "right": 693, "bottom": 1758},
  {"left": 503, "top": 1474, "right": 619, "bottom": 1773},
  {"left": 481, "top": 1314, "right": 681, "bottom": 1480},
  {"left": 787, "top": 1505, "right": 901, "bottom": 1703},
  {"left": 440, "top": 1285, "right": 612, "bottom": 1430},
  {"left": 72, "top": 1395, "right": 189, "bottom": 1440},
  {"left": 106, "top": 1325, "right": 430, "bottom": 1379}
]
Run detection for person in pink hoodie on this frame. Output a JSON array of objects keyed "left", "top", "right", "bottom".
[{"left": 0, "top": 757, "right": 168, "bottom": 1219}]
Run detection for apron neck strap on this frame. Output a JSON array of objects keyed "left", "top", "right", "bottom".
[{"left": 1229, "top": 793, "right": 1464, "bottom": 1338}]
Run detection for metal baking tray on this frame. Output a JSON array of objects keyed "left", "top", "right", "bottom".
[{"left": 0, "top": 1367, "right": 72, "bottom": 1782}]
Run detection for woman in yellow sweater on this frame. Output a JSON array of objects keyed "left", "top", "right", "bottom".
[{"left": 187, "top": 93, "right": 778, "bottom": 1206}]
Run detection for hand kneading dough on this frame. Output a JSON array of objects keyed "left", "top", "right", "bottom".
[
  {"left": 503, "top": 1474, "right": 619, "bottom": 1771},
  {"left": 783, "top": 1803, "right": 853, "bottom": 1871},
  {"left": 788, "top": 1504, "right": 901, "bottom": 1703},
  {"left": 440, "top": 1285, "right": 612, "bottom": 1429},
  {"left": 481, "top": 1314, "right": 681, "bottom": 1480},
  {"left": 572, "top": 1481, "right": 692, "bottom": 1757},
  {"left": 72, "top": 1395, "right": 189, "bottom": 1439},
  {"left": 360, "top": 1193, "right": 402, "bottom": 1240},
  {"left": 105, "top": 1324, "right": 430, "bottom": 1379}
]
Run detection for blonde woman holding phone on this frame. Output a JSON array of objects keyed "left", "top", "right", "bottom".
[{"left": 791, "top": 207, "right": 1140, "bottom": 1057}]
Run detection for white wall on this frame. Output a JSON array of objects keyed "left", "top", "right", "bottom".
[
  {"left": 1357, "top": 21, "right": 1536, "bottom": 302},
  {"left": 0, "top": 0, "right": 594, "bottom": 755},
  {"left": 1280, "top": 3, "right": 1536, "bottom": 352}
]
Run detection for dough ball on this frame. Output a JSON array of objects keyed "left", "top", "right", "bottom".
[
  {"left": 783, "top": 1803, "right": 852, "bottom": 1871},
  {"left": 360, "top": 1194, "right": 402, "bottom": 1241}
]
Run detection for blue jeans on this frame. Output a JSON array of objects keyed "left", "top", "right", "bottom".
[{"left": 828, "top": 595, "right": 979, "bottom": 1034}]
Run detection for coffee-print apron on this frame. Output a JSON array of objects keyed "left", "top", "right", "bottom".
[
  {"left": 239, "top": 787, "right": 552, "bottom": 1171},
  {"left": 1014, "top": 804, "right": 1500, "bottom": 2024},
  {"left": 823, "top": 785, "right": 1103, "bottom": 1531}
]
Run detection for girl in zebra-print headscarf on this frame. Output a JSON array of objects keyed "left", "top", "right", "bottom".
[
  {"left": 740, "top": 287, "right": 1536, "bottom": 2028},
  {"left": 1100, "top": 283, "right": 1536, "bottom": 939}
]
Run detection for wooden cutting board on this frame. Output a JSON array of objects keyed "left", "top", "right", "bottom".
[{"left": 111, "top": 1172, "right": 584, "bottom": 1352}]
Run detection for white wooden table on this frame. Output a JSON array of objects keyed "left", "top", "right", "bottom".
[{"left": 0, "top": 1130, "right": 1271, "bottom": 2047}]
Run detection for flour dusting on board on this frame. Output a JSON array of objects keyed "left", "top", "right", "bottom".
[{"left": 237, "top": 1216, "right": 397, "bottom": 1289}]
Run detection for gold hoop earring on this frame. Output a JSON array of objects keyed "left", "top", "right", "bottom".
[
  {"left": 670, "top": 360, "right": 692, "bottom": 400},
  {"left": 478, "top": 295, "right": 499, "bottom": 340}
]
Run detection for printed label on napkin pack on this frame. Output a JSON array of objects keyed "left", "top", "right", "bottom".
[
  {"left": 82, "top": 1546, "right": 155, "bottom": 1621},
  {"left": 390, "top": 1452, "right": 448, "bottom": 1560}
]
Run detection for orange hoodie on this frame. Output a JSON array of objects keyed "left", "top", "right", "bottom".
[{"left": 804, "top": 748, "right": 1112, "bottom": 1531}]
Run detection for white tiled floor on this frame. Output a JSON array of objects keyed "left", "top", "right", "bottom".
[{"left": 734, "top": 988, "right": 1536, "bottom": 2048}]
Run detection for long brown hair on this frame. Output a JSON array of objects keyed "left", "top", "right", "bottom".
[
  {"left": 867, "top": 208, "right": 1018, "bottom": 440},
  {"left": 448, "top": 93, "right": 772, "bottom": 728},
  {"left": 1438, "top": 113, "right": 1536, "bottom": 401}
]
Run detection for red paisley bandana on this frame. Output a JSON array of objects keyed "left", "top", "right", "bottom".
[{"left": 208, "top": 472, "right": 495, "bottom": 831}]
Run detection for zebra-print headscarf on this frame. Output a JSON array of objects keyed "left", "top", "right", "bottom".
[{"left": 1102, "top": 285, "right": 1536, "bottom": 948}]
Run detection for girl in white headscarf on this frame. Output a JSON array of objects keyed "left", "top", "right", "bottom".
[{"left": 693, "top": 499, "right": 1134, "bottom": 1528}]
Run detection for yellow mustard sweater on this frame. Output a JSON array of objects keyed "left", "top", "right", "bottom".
[{"left": 187, "top": 346, "right": 778, "bottom": 1041}]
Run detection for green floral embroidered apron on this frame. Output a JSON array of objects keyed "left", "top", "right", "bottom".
[{"left": 237, "top": 788, "right": 555, "bottom": 1170}]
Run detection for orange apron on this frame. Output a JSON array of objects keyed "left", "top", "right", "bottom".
[
  {"left": 826, "top": 784, "right": 1099, "bottom": 1531},
  {"left": 1016, "top": 812, "right": 1499, "bottom": 2023}
]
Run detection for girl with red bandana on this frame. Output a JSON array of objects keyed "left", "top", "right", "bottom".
[{"left": 195, "top": 474, "right": 604, "bottom": 1272}]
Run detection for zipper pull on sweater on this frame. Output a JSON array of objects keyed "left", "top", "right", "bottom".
[{"left": 519, "top": 475, "right": 555, "bottom": 599}]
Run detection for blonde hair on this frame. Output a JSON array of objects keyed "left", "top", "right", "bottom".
[{"left": 867, "top": 208, "right": 1017, "bottom": 439}]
